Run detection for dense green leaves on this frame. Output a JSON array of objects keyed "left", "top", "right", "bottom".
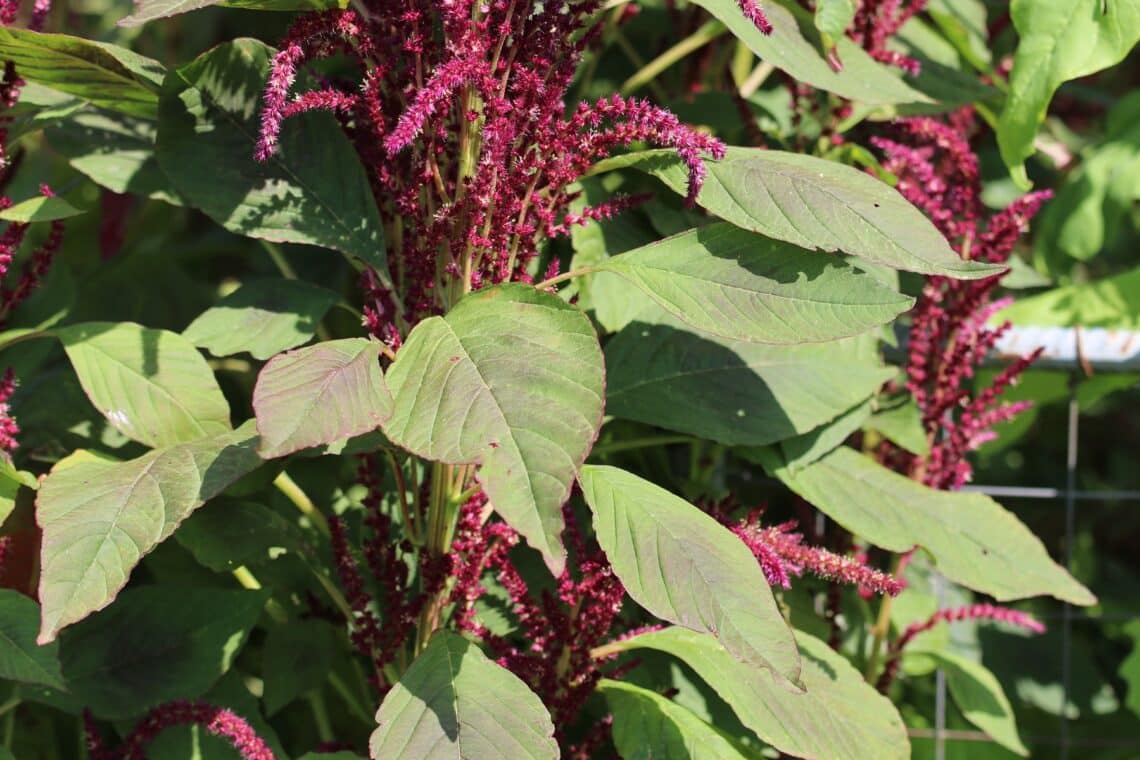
[
  {"left": 998, "top": 0, "right": 1140, "bottom": 186},
  {"left": 253, "top": 338, "right": 391, "bottom": 458},
  {"left": 578, "top": 465, "right": 801, "bottom": 683},
  {"left": 119, "top": 0, "right": 345, "bottom": 28},
  {"left": 759, "top": 446, "right": 1096, "bottom": 605},
  {"left": 605, "top": 315, "right": 894, "bottom": 446},
  {"left": 995, "top": 266, "right": 1140, "bottom": 329},
  {"left": 156, "top": 39, "right": 389, "bottom": 277},
  {"left": 263, "top": 620, "right": 339, "bottom": 715},
  {"left": 57, "top": 586, "right": 266, "bottom": 718},
  {"left": 0, "top": 29, "right": 163, "bottom": 118},
  {"left": 36, "top": 423, "right": 262, "bottom": 643},
  {"left": 593, "top": 149, "right": 1000, "bottom": 279},
  {"left": 369, "top": 631, "right": 557, "bottom": 760},
  {"left": 184, "top": 279, "right": 339, "bottom": 360},
  {"left": 691, "top": 0, "right": 928, "bottom": 104},
  {"left": 596, "top": 224, "right": 913, "bottom": 345},
  {"left": 382, "top": 285, "right": 604, "bottom": 574},
  {"left": 58, "top": 322, "right": 231, "bottom": 449},
  {"left": 0, "top": 591, "right": 64, "bottom": 690},
  {"left": 600, "top": 679, "right": 755, "bottom": 760},
  {"left": 611, "top": 627, "right": 909, "bottom": 760}
]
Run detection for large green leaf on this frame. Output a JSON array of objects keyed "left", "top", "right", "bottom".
[
  {"left": 157, "top": 39, "right": 388, "bottom": 278},
  {"left": 578, "top": 465, "right": 801, "bottom": 683},
  {"left": 594, "top": 223, "right": 912, "bottom": 345},
  {"left": 998, "top": 0, "right": 1140, "bottom": 187},
  {"left": 58, "top": 586, "right": 266, "bottom": 719},
  {"left": 0, "top": 591, "right": 64, "bottom": 690},
  {"left": 995, "top": 266, "right": 1140, "bottom": 330},
  {"left": 175, "top": 498, "right": 304, "bottom": 572},
  {"left": 119, "top": 0, "right": 344, "bottom": 28},
  {"left": 599, "top": 679, "right": 756, "bottom": 760},
  {"left": 0, "top": 196, "right": 85, "bottom": 223},
  {"left": 0, "top": 29, "right": 163, "bottom": 118},
  {"left": 58, "top": 322, "right": 231, "bottom": 449},
  {"left": 691, "top": 0, "right": 928, "bottom": 104},
  {"left": 254, "top": 338, "right": 392, "bottom": 458},
  {"left": 369, "top": 631, "right": 557, "bottom": 760},
  {"left": 382, "top": 284, "right": 604, "bottom": 574},
  {"left": 758, "top": 446, "right": 1095, "bottom": 605},
  {"left": 909, "top": 647, "right": 1028, "bottom": 756},
  {"left": 611, "top": 627, "right": 909, "bottom": 760},
  {"left": 605, "top": 314, "right": 894, "bottom": 446},
  {"left": 36, "top": 422, "right": 262, "bottom": 643},
  {"left": 593, "top": 149, "right": 999, "bottom": 279},
  {"left": 184, "top": 279, "right": 339, "bottom": 360},
  {"left": 263, "top": 620, "right": 338, "bottom": 715}
]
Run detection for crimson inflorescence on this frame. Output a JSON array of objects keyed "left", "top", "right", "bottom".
[
  {"left": 255, "top": 1, "right": 725, "bottom": 345},
  {"left": 85, "top": 702, "right": 275, "bottom": 760},
  {"left": 849, "top": 0, "right": 927, "bottom": 75}
]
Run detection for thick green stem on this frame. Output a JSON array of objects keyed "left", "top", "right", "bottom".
[
  {"left": 620, "top": 21, "right": 727, "bottom": 96},
  {"left": 274, "top": 471, "right": 330, "bottom": 538},
  {"left": 864, "top": 554, "right": 904, "bottom": 682}
]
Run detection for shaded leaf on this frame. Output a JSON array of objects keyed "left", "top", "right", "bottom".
[
  {"left": 263, "top": 620, "right": 338, "bottom": 715},
  {"left": 58, "top": 321, "right": 231, "bottom": 449},
  {"left": 120, "top": 0, "right": 345, "bottom": 28},
  {"left": 596, "top": 223, "right": 913, "bottom": 345},
  {"left": 254, "top": 338, "right": 392, "bottom": 459},
  {"left": 579, "top": 465, "right": 801, "bottom": 683},
  {"left": 369, "top": 631, "right": 557, "bottom": 760},
  {"left": 184, "top": 279, "right": 339, "bottom": 360},
  {"left": 599, "top": 679, "right": 756, "bottom": 760},
  {"left": 0, "top": 195, "right": 85, "bottom": 223},
  {"left": 611, "top": 627, "right": 909, "bottom": 760},
  {"left": 36, "top": 423, "right": 262, "bottom": 643},
  {"left": 758, "top": 445, "right": 1095, "bottom": 605},
  {"left": 0, "top": 28, "right": 163, "bottom": 118},
  {"left": 176, "top": 499, "right": 304, "bottom": 572},
  {"left": 0, "top": 591, "right": 64, "bottom": 690},
  {"left": 157, "top": 39, "right": 389, "bottom": 278},
  {"left": 58, "top": 586, "right": 266, "bottom": 719},
  {"left": 593, "top": 149, "right": 1000, "bottom": 279},
  {"left": 382, "top": 284, "right": 604, "bottom": 575}
]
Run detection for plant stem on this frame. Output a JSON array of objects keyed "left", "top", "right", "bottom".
[
  {"left": 261, "top": 240, "right": 299, "bottom": 280},
  {"left": 273, "top": 471, "right": 330, "bottom": 538},
  {"left": 232, "top": 566, "right": 290, "bottom": 623},
  {"left": 306, "top": 690, "right": 334, "bottom": 744},
  {"left": 328, "top": 672, "right": 374, "bottom": 726},
  {"left": 534, "top": 265, "right": 601, "bottom": 290},
  {"left": 864, "top": 554, "right": 904, "bottom": 682},
  {"left": 591, "top": 435, "right": 697, "bottom": 457},
  {"left": 621, "top": 20, "right": 727, "bottom": 96},
  {"left": 739, "top": 60, "right": 775, "bottom": 97}
]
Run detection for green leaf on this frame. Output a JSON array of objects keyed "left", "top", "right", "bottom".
[
  {"left": 0, "top": 458, "right": 37, "bottom": 530},
  {"left": 611, "top": 627, "right": 909, "bottom": 760},
  {"left": 595, "top": 224, "right": 913, "bottom": 345},
  {"left": 998, "top": 0, "right": 1140, "bottom": 187},
  {"left": 184, "top": 279, "right": 339, "bottom": 360},
  {"left": 777, "top": 399, "right": 872, "bottom": 470},
  {"left": 758, "top": 446, "right": 1095, "bottom": 605},
  {"left": 58, "top": 322, "right": 231, "bottom": 449},
  {"left": 176, "top": 499, "right": 304, "bottom": 571},
  {"left": 578, "top": 465, "right": 801, "bottom": 683},
  {"left": 369, "top": 631, "right": 557, "bottom": 760},
  {"left": 0, "top": 195, "right": 85, "bottom": 223},
  {"left": 605, "top": 315, "right": 894, "bottom": 446},
  {"left": 599, "top": 679, "right": 756, "bottom": 760},
  {"left": 263, "top": 620, "right": 338, "bottom": 715},
  {"left": 0, "top": 28, "right": 163, "bottom": 118},
  {"left": 36, "top": 422, "right": 262, "bottom": 643},
  {"left": 382, "top": 284, "right": 604, "bottom": 574},
  {"left": 254, "top": 338, "right": 392, "bottom": 459},
  {"left": 58, "top": 586, "right": 266, "bottom": 719},
  {"left": 157, "top": 39, "right": 389, "bottom": 279},
  {"left": 925, "top": 0, "right": 991, "bottom": 72},
  {"left": 593, "top": 149, "right": 1000, "bottom": 279},
  {"left": 995, "top": 265, "right": 1140, "bottom": 330},
  {"left": 865, "top": 396, "right": 929, "bottom": 456},
  {"left": 814, "top": 0, "right": 858, "bottom": 50},
  {"left": 119, "top": 0, "right": 345, "bottom": 28},
  {"left": 45, "top": 108, "right": 183, "bottom": 203},
  {"left": 690, "top": 0, "right": 928, "bottom": 104},
  {"left": 909, "top": 647, "right": 1029, "bottom": 756},
  {"left": 0, "top": 591, "right": 64, "bottom": 690}
]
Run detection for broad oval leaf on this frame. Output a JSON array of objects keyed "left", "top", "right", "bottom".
[
  {"left": 382, "top": 284, "right": 605, "bottom": 574},
  {"left": 120, "top": 0, "right": 344, "bottom": 28},
  {"left": 0, "top": 28, "right": 163, "bottom": 118},
  {"left": 758, "top": 446, "right": 1095, "bottom": 605},
  {"left": 254, "top": 338, "right": 392, "bottom": 458},
  {"left": 370, "top": 631, "right": 557, "bottom": 760},
  {"left": 599, "top": 679, "right": 755, "bottom": 760},
  {"left": 612, "top": 627, "right": 909, "bottom": 760},
  {"left": 58, "top": 321, "right": 231, "bottom": 449},
  {"left": 691, "top": 0, "right": 928, "bottom": 105},
  {"left": 998, "top": 0, "right": 1140, "bottom": 187},
  {"left": 578, "top": 465, "right": 801, "bottom": 684},
  {"left": 596, "top": 223, "right": 913, "bottom": 345},
  {"left": 593, "top": 149, "right": 1001, "bottom": 279},
  {"left": 605, "top": 314, "right": 894, "bottom": 446},
  {"left": 157, "top": 39, "right": 389, "bottom": 279},
  {"left": 0, "top": 591, "right": 64, "bottom": 690},
  {"left": 36, "top": 423, "right": 262, "bottom": 643},
  {"left": 58, "top": 586, "right": 267, "bottom": 719},
  {"left": 185, "top": 278, "right": 339, "bottom": 360}
]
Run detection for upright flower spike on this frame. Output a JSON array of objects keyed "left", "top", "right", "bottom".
[
  {"left": 738, "top": 0, "right": 774, "bottom": 35},
  {"left": 115, "top": 701, "right": 275, "bottom": 760}
]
